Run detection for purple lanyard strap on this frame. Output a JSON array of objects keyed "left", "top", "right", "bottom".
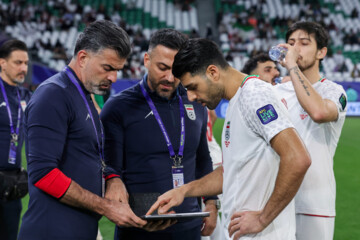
[
  {"left": 64, "top": 67, "right": 105, "bottom": 167},
  {"left": 0, "top": 78, "right": 21, "bottom": 145},
  {"left": 140, "top": 80, "right": 185, "bottom": 166}
]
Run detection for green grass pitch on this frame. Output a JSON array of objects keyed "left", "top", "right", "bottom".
[{"left": 20, "top": 117, "right": 360, "bottom": 239}]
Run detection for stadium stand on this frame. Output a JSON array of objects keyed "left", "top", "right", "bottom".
[{"left": 0, "top": 0, "right": 359, "bottom": 82}]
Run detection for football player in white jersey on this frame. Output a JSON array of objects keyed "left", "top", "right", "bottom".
[
  {"left": 147, "top": 38, "right": 311, "bottom": 240},
  {"left": 275, "top": 21, "right": 347, "bottom": 240},
  {"left": 241, "top": 52, "right": 280, "bottom": 86},
  {"left": 202, "top": 109, "right": 222, "bottom": 240}
]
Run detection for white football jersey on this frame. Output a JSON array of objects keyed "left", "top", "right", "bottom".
[
  {"left": 221, "top": 77, "right": 296, "bottom": 240},
  {"left": 206, "top": 109, "right": 222, "bottom": 169},
  {"left": 275, "top": 79, "right": 347, "bottom": 216}
]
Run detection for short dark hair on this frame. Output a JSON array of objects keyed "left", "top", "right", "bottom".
[
  {"left": 286, "top": 21, "right": 329, "bottom": 49},
  {"left": 148, "top": 28, "right": 187, "bottom": 52},
  {"left": 74, "top": 20, "right": 131, "bottom": 59},
  {"left": 242, "top": 52, "right": 274, "bottom": 74},
  {"left": 0, "top": 39, "right": 28, "bottom": 59},
  {"left": 172, "top": 38, "right": 229, "bottom": 79}
]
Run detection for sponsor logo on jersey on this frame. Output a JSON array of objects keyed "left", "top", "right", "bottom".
[
  {"left": 339, "top": 93, "right": 347, "bottom": 111},
  {"left": 86, "top": 113, "right": 91, "bottom": 121},
  {"left": 0, "top": 101, "right": 6, "bottom": 108},
  {"left": 256, "top": 104, "right": 278, "bottom": 124},
  {"left": 145, "top": 110, "right": 153, "bottom": 119},
  {"left": 224, "top": 121, "right": 230, "bottom": 147},
  {"left": 184, "top": 104, "right": 196, "bottom": 120}
]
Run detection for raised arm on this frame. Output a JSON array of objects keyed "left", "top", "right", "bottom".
[{"left": 278, "top": 43, "right": 338, "bottom": 123}]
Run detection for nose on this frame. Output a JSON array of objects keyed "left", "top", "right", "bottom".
[
  {"left": 165, "top": 70, "right": 175, "bottom": 83},
  {"left": 108, "top": 71, "right": 117, "bottom": 83},
  {"left": 21, "top": 63, "right": 28, "bottom": 73},
  {"left": 274, "top": 68, "right": 280, "bottom": 77},
  {"left": 187, "top": 90, "right": 197, "bottom": 102}
]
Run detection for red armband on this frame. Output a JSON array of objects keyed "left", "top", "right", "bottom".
[
  {"left": 34, "top": 168, "right": 72, "bottom": 198},
  {"left": 105, "top": 174, "right": 120, "bottom": 181}
]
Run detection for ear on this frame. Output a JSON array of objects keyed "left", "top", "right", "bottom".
[
  {"left": 317, "top": 47, "right": 327, "bottom": 60},
  {"left": 144, "top": 52, "right": 150, "bottom": 69},
  {"left": 76, "top": 50, "right": 89, "bottom": 68},
  {"left": 205, "top": 65, "right": 220, "bottom": 83},
  {"left": 0, "top": 58, "right": 5, "bottom": 68}
]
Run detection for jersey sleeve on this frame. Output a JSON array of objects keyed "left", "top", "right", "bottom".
[
  {"left": 239, "top": 81, "right": 294, "bottom": 144},
  {"left": 25, "top": 84, "right": 72, "bottom": 198},
  {"left": 319, "top": 81, "right": 347, "bottom": 120}
]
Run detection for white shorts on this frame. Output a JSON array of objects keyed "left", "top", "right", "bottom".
[{"left": 296, "top": 214, "right": 335, "bottom": 240}]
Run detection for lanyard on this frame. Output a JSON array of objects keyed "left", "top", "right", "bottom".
[
  {"left": 140, "top": 79, "right": 185, "bottom": 166},
  {"left": 64, "top": 67, "right": 105, "bottom": 166},
  {"left": 0, "top": 77, "right": 21, "bottom": 143}
]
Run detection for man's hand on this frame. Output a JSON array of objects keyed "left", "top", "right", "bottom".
[
  {"left": 103, "top": 198, "right": 147, "bottom": 228},
  {"left": 146, "top": 187, "right": 186, "bottom": 216},
  {"left": 277, "top": 43, "right": 300, "bottom": 70},
  {"left": 143, "top": 218, "right": 177, "bottom": 232},
  {"left": 105, "top": 177, "right": 128, "bottom": 203},
  {"left": 228, "top": 210, "right": 266, "bottom": 240},
  {"left": 201, "top": 200, "right": 218, "bottom": 236}
]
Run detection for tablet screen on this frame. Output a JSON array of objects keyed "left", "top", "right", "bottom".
[{"left": 141, "top": 212, "right": 210, "bottom": 221}]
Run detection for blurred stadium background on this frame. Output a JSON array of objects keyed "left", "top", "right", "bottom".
[{"left": 0, "top": 0, "right": 358, "bottom": 239}]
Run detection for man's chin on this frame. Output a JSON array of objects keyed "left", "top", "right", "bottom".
[
  {"left": 13, "top": 78, "right": 25, "bottom": 85},
  {"left": 93, "top": 88, "right": 110, "bottom": 96}
]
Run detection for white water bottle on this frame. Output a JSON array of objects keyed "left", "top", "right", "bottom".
[{"left": 269, "top": 46, "right": 287, "bottom": 62}]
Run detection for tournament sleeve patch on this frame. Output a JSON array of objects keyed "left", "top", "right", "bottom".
[
  {"left": 256, "top": 104, "right": 278, "bottom": 124},
  {"left": 339, "top": 93, "right": 347, "bottom": 111},
  {"left": 34, "top": 168, "right": 72, "bottom": 198}
]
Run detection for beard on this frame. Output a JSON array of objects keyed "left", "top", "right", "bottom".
[
  {"left": 297, "top": 56, "right": 317, "bottom": 72},
  {"left": 148, "top": 76, "right": 178, "bottom": 99},
  {"left": 85, "top": 79, "right": 112, "bottom": 95},
  {"left": 202, "top": 78, "right": 224, "bottom": 110},
  {"left": 8, "top": 71, "right": 26, "bottom": 85}
]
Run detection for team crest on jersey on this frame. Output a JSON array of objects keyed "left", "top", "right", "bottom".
[
  {"left": 20, "top": 100, "right": 27, "bottom": 112},
  {"left": 256, "top": 104, "right": 278, "bottom": 125},
  {"left": 184, "top": 104, "right": 196, "bottom": 120},
  {"left": 339, "top": 94, "right": 347, "bottom": 111},
  {"left": 224, "top": 121, "right": 230, "bottom": 147},
  {"left": 300, "top": 108, "right": 308, "bottom": 120}
]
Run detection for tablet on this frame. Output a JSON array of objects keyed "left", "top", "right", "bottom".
[{"left": 141, "top": 212, "right": 210, "bottom": 221}]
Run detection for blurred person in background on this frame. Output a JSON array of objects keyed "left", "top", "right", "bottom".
[
  {"left": 0, "top": 39, "right": 31, "bottom": 240},
  {"left": 242, "top": 52, "right": 280, "bottom": 85}
]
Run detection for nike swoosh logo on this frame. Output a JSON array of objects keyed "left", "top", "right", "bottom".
[
  {"left": 0, "top": 102, "right": 6, "bottom": 107},
  {"left": 145, "top": 110, "right": 153, "bottom": 119}
]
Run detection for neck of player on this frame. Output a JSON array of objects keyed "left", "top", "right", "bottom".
[
  {"left": 223, "top": 67, "right": 247, "bottom": 101},
  {"left": 300, "top": 62, "right": 322, "bottom": 85}
]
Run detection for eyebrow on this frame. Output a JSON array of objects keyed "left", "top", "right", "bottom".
[
  {"left": 157, "top": 62, "right": 171, "bottom": 69},
  {"left": 288, "top": 37, "right": 312, "bottom": 42},
  {"left": 102, "top": 64, "right": 121, "bottom": 71}
]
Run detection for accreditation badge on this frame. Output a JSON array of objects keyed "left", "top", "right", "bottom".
[
  {"left": 8, "top": 141, "right": 17, "bottom": 164},
  {"left": 172, "top": 165, "right": 184, "bottom": 188}
]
